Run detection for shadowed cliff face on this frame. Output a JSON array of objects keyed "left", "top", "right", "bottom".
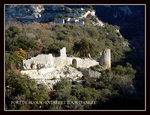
[
  {"left": 93, "top": 5, "right": 145, "bottom": 103},
  {"left": 93, "top": 5, "right": 145, "bottom": 46},
  {"left": 5, "top": 5, "right": 45, "bottom": 23}
]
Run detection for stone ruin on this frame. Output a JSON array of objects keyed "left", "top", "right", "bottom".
[
  {"left": 99, "top": 48, "right": 111, "bottom": 69},
  {"left": 21, "top": 47, "right": 111, "bottom": 89},
  {"left": 22, "top": 47, "right": 111, "bottom": 70}
]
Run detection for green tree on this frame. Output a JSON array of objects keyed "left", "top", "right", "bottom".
[
  {"left": 73, "top": 39, "right": 91, "bottom": 57},
  {"left": 100, "top": 62, "right": 136, "bottom": 95},
  {"left": 5, "top": 26, "right": 21, "bottom": 38},
  {"left": 5, "top": 52, "right": 22, "bottom": 71},
  {"left": 53, "top": 78, "right": 72, "bottom": 95},
  {"left": 5, "top": 71, "right": 50, "bottom": 110},
  {"left": 71, "top": 85, "right": 99, "bottom": 109}
]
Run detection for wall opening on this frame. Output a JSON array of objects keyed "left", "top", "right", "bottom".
[{"left": 72, "top": 59, "right": 77, "bottom": 68}]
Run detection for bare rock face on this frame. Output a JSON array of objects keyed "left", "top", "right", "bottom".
[
  {"left": 99, "top": 48, "right": 111, "bottom": 69},
  {"left": 82, "top": 69, "right": 101, "bottom": 78},
  {"left": 5, "top": 5, "right": 105, "bottom": 27},
  {"left": 5, "top": 5, "right": 44, "bottom": 23},
  {"left": 5, "top": 5, "right": 70, "bottom": 23},
  {"left": 21, "top": 65, "right": 83, "bottom": 89}
]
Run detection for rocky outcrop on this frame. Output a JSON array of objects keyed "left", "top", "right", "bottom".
[
  {"left": 92, "top": 17, "right": 104, "bottom": 27},
  {"left": 5, "top": 5, "right": 105, "bottom": 27},
  {"left": 5, "top": 5, "right": 44, "bottom": 23},
  {"left": 82, "top": 69, "right": 101, "bottom": 78},
  {"left": 21, "top": 65, "right": 83, "bottom": 89},
  {"left": 40, "top": 5, "right": 68, "bottom": 22}
]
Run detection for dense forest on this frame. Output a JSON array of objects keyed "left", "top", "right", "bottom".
[{"left": 5, "top": 10, "right": 144, "bottom": 110}]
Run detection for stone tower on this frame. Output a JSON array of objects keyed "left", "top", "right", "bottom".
[
  {"left": 99, "top": 48, "right": 111, "bottom": 69},
  {"left": 60, "top": 47, "right": 67, "bottom": 58}
]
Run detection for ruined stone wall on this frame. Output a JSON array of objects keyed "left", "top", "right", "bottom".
[
  {"left": 21, "top": 66, "right": 83, "bottom": 89},
  {"left": 22, "top": 47, "right": 111, "bottom": 70},
  {"left": 22, "top": 47, "right": 99, "bottom": 70},
  {"left": 21, "top": 47, "right": 111, "bottom": 89},
  {"left": 66, "top": 57, "right": 99, "bottom": 68},
  {"left": 60, "top": 47, "right": 67, "bottom": 58},
  {"left": 22, "top": 54, "right": 54, "bottom": 70}
]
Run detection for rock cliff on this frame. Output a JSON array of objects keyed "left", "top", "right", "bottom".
[
  {"left": 5, "top": 5, "right": 104, "bottom": 27},
  {"left": 21, "top": 65, "right": 83, "bottom": 89},
  {"left": 5, "top": 5, "right": 44, "bottom": 23}
]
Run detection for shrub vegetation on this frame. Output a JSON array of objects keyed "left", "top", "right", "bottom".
[{"left": 5, "top": 21, "right": 138, "bottom": 110}]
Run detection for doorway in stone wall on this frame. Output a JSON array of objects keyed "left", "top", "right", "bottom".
[{"left": 72, "top": 59, "right": 77, "bottom": 68}]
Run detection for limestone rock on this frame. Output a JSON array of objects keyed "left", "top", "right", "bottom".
[
  {"left": 82, "top": 69, "right": 101, "bottom": 78},
  {"left": 5, "top": 5, "right": 44, "bottom": 23},
  {"left": 21, "top": 66, "right": 83, "bottom": 89},
  {"left": 5, "top": 5, "right": 105, "bottom": 27}
]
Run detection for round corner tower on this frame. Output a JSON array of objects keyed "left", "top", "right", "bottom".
[{"left": 99, "top": 48, "right": 111, "bottom": 69}]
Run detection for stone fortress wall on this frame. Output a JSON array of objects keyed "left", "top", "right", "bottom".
[
  {"left": 22, "top": 47, "right": 102, "bottom": 70},
  {"left": 21, "top": 47, "right": 111, "bottom": 89},
  {"left": 22, "top": 47, "right": 111, "bottom": 70}
]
